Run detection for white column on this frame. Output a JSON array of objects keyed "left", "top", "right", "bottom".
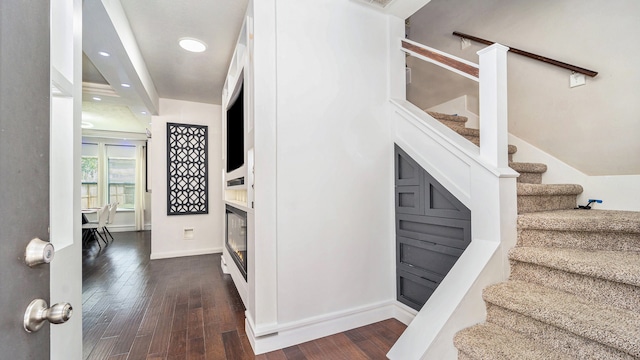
[
  {"left": 478, "top": 44, "right": 509, "bottom": 168},
  {"left": 250, "top": 0, "right": 280, "bottom": 341}
]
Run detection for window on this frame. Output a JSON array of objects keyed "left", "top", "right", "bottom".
[
  {"left": 81, "top": 142, "right": 141, "bottom": 211},
  {"left": 106, "top": 144, "right": 136, "bottom": 210},
  {"left": 81, "top": 156, "right": 99, "bottom": 208},
  {"left": 108, "top": 157, "right": 135, "bottom": 209}
]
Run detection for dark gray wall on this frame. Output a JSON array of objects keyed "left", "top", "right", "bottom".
[
  {"left": 395, "top": 145, "right": 471, "bottom": 311},
  {"left": 0, "top": 1, "right": 51, "bottom": 358}
]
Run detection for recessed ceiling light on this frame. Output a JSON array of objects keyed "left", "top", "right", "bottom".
[
  {"left": 98, "top": 51, "right": 110, "bottom": 57},
  {"left": 81, "top": 121, "right": 94, "bottom": 129},
  {"left": 141, "top": 111, "right": 148, "bottom": 115},
  {"left": 121, "top": 83, "right": 131, "bottom": 88},
  {"left": 179, "top": 38, "right": 207, "bottom": 53},
  {"left": 92, "top": 97, "right": 101, "bottom": 101}
]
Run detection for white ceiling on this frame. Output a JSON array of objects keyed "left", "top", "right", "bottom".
[
  {"left": 82, "top": 0, "right": 249, "bottom": 132},
  {"left": 117, "top": 0, "right": 248, "bottom": 104}
]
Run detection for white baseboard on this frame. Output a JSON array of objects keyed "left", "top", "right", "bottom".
[
  {"left": 392, "top": 301, "right": 418, "bottom": 325},
  {"left": 246, "top": 301, "right": 416, "bottom": 355},
  {"left": 150, "top": 247, "right": 222, "bottom": 260},
  {"left": 220, "top": 256, "right": 229, "bottom": 274}
]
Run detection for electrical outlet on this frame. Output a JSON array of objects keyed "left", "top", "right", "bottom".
[{"left": 570, "top": 73, "right": 586, "bottom": 88}]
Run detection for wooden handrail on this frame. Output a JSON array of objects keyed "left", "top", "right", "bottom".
[
  {"left": 453, "top": 31, "right": 598, "bottom": 77},
  {"left": 401, "top": 39, "right": 479, "bottom": 81}
]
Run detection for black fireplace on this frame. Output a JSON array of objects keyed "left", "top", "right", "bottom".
[{"left": 225, "top": 205, "right": 247, "bottom": 280}]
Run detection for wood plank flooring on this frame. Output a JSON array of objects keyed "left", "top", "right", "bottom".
[{"left": 82, "top": 231, "right": 406, "bottom": 359}]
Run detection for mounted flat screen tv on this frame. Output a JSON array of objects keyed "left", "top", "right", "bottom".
[{"left": 226, "top": 78, "right": 244, "bottom": 173}]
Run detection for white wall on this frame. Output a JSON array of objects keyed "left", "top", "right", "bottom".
[
  {"left": 274, "top": 0, "right": 394, "bottom": 324},
  {"left": 150, "top": 98, "right": 223, "bottom": 259},
  {"left": 407, "top": 57, "right": 480, "bottom": 114},
  {"left": 246, "top": 0, "right": 402, "bottom": 352},
  {"left": 406, "top": 0, "right": 640, "bottom": 176}
]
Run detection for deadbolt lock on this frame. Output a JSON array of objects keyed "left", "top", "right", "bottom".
[{"left": 24, "top": 238, "right": 54, "bottom": 267}]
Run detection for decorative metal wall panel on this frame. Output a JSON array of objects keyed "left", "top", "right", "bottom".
[{"left": 166, "top": 123, "right": 208, "bottom": 215}]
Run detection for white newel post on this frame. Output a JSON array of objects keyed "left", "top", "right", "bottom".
[{"left": 478, "top": 44, "right": 509, "bottom": 168}]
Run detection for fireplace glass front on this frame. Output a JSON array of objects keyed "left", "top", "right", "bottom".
[{"left": 225, "top": 205, "right": 247, "bottom": 280}]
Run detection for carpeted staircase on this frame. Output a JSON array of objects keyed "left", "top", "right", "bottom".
[{"left": 427, "top": 111, "right": 640, "bottom": 359}]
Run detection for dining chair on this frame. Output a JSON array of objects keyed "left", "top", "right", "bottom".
[
  {"left": 82, "top": 204, "right": 110, "bottom": 249},
  {"left": 103, "top": 202, "right": 119, "bottom": 242}
]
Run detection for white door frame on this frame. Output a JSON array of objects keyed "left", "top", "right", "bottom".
[{"left": 49, "top": 0, "right": 83, "bottom": 358}]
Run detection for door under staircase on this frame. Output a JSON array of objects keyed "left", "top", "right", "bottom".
[{"left": 395, "top": 145, "right": 471, "bottom": 311}]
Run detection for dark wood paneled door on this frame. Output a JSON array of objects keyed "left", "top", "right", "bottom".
[
  {"left": 0, "top": 1, "right": 52, "bottom": 358},
  {"left": 394, "top": 145, "right": 471, "bottom": 311}
]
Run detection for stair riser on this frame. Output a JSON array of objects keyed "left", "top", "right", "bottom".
[
  {"left": 517, "top": 172, "right": 542, "bottom": 184},
  {"left": 486, "top": 304, "right": 635, "bottom": 360},
  {"left": 517, "top": 195, "right": 577, "bottom": 214},
  {"left": 510, "top": 261, "right": 640, "bottom": 313},
  {"left": 517, "top": 229, "right": 640, "bottom": 252}
]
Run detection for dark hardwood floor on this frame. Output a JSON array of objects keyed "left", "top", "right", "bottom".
[{"left": 82, "top": 231, "right": 406, "bottom": 359}]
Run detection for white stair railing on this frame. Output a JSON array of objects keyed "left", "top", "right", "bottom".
[{"left": 389, "top": 39, "right": 518, "bottom": 359}]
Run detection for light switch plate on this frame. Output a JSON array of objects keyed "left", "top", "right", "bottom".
[{"left": 570, "top": 73, "right": 586, "bottom": 88}]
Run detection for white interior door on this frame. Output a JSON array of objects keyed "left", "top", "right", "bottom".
[{"left": 50, "top": 0, "right": 83, "bottom": 359}]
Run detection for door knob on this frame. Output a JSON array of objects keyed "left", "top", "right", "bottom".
[
  {"left": 24, "top": 299, "right": 73, "bottom": 333},
  {"left": 24, "top": 238, "right": 54, "bottom": 267}
]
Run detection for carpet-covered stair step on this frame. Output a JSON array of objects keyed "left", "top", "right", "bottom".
[
  {"left": 457, "top": 129, "right": 482, "bottom": 146},
  {"left": 509, "top": 247, "right": 640, "bottom": 312},
  {"left": 445, "top": 125, "right": 481, "bottom": 145},
  {"left": 507, "top": 144, "right": 517, "bottom": 162},
  {"left": 517, "top": 210, "right": 640, "bottom": 251},
  {"left": 460, "top": 135, "right": 518, "bottom": 161},
  {"left": 517, "top": 183, "right": 583, "bottom": 213},
  {"left": 458, "top": 134, "right": 479, "bottom": 145},
  {"left": 454, "top": 322, "right": 573, "bottom": 360},
  {"left": 455, "top": 127, "right": 479, "bottom": 138},
  {"left": 509, "top": 162, "right": 547, "bottom": 184},
  {"left": 426, "top": 111, "right": 521, "bottom": 161},
  {"left": 427, "top": 111, "right": 468, "bottom": 129},
  {"left": 483, "top": 280, "right": 640, "bottom": 359}
]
